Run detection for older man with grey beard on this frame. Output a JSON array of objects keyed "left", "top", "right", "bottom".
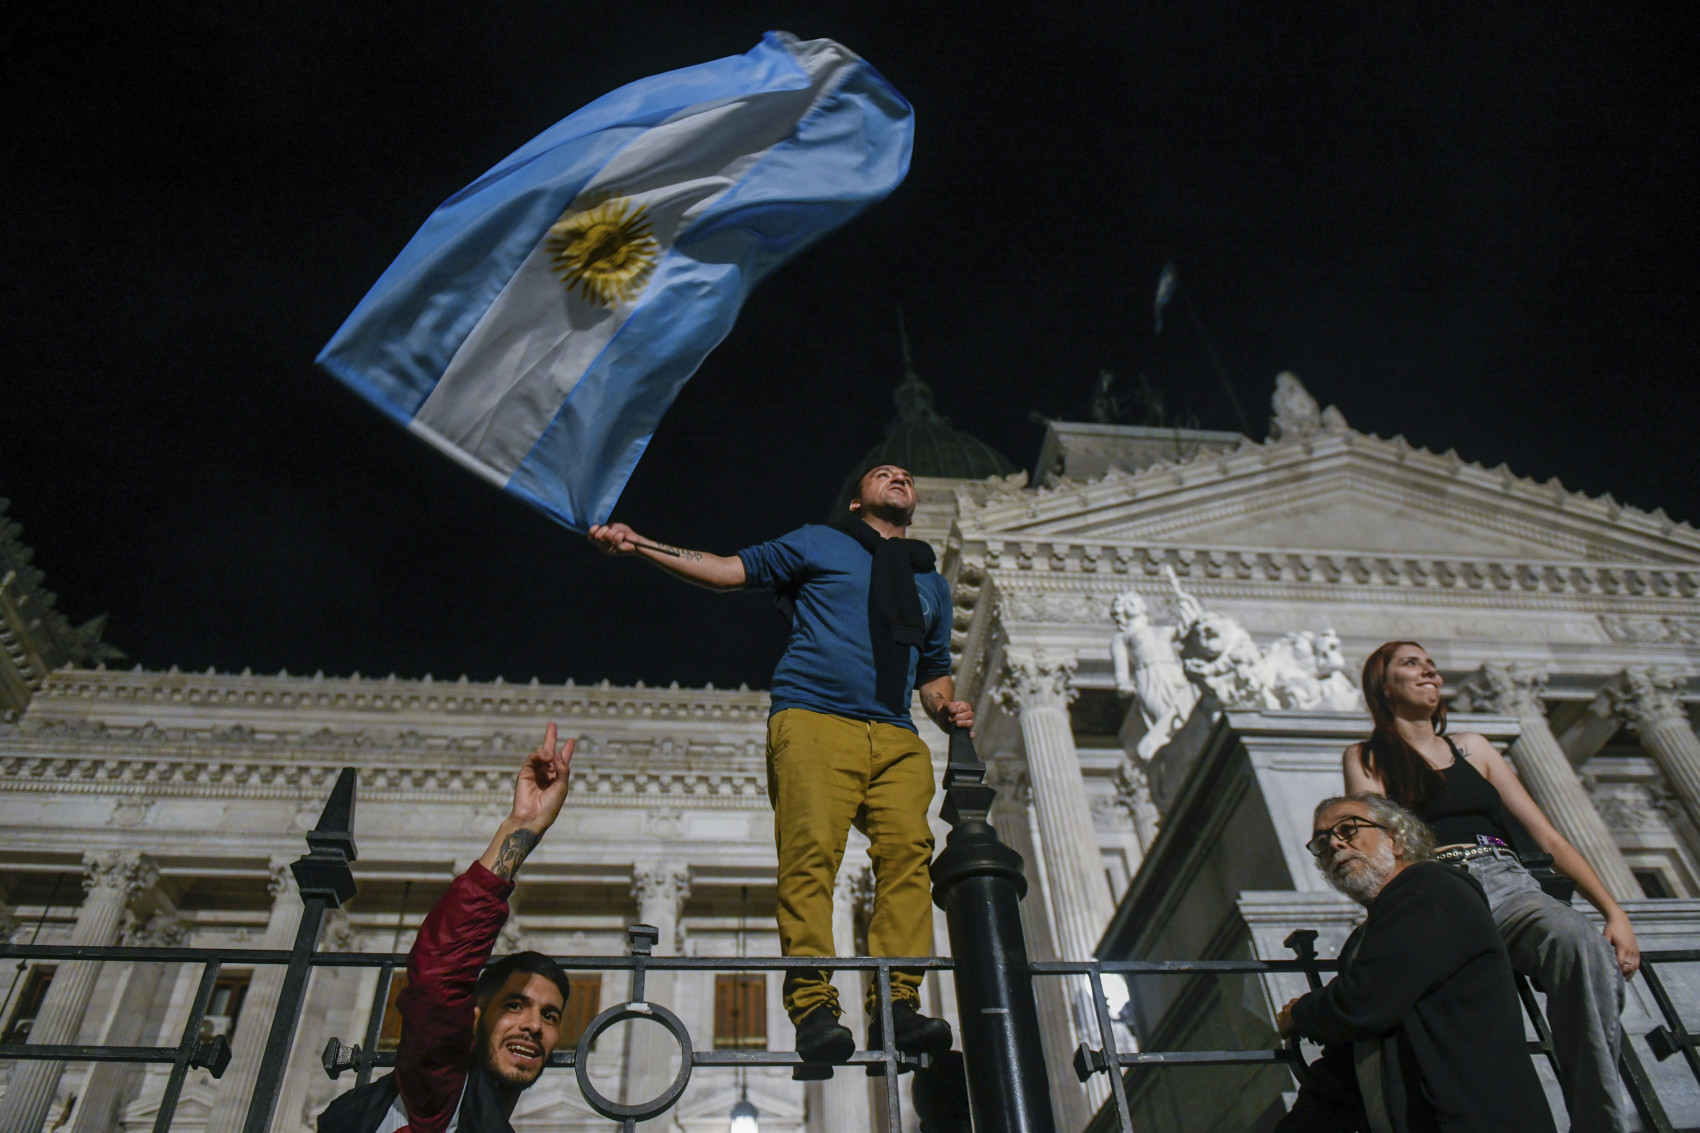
[{"left": 1274, "top": 794, "right": 1555, "bottom": 1133}]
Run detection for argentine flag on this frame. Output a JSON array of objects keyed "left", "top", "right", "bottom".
[{"left": 316, "top": 33, "right": 913, "bottom": 531}]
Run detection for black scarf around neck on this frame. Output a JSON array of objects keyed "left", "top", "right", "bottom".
[{"left": 832, "top": 516, "right": 937, "bottom": 710}]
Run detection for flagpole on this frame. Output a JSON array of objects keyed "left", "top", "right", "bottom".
[{"left": 1178, "top": 284, "right": 1253, "bottom": 436}]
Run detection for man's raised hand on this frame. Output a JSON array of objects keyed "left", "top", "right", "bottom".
[
  {"left": 511, "top": 722, "right": 575, "bottom": 833},
  {"left": 483, "top": 724, "right": 575, "bottom": 882}
]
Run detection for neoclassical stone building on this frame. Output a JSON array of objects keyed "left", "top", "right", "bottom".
[{"left": 3, "top": 373, "right": 1698, "bottom": 1131}]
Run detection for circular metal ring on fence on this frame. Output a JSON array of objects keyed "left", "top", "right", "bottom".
[{"left": 574, "top": 999, "right": 694, "bottom": 1121}]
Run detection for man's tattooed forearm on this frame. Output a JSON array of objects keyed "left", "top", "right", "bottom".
[
  {"left": 656, "top": 544, "right": 703, "bottom": 561},
  {"left": 492, "top": 828, "right": 540, "bottom": 880}
]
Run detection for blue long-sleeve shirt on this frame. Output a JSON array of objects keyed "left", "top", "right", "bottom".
[{"left": 738, "top": 524, "right": 953, "bottom": 731}]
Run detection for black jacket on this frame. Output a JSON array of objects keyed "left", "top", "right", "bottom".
[
  {"left": 316, "top": 1070, "right": 516, "bottom": 1133},
  {"left": 1285, "top": 862, "right": 1556, "bottom": 1133}
]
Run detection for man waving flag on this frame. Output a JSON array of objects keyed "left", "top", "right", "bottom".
[{"left": 317, "top": 33, "right": 913, "bottom": 531}]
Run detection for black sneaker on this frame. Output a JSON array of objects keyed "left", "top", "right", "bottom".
[
  {"left": 794, "top": 1004, "right": 854, "bottom": 1063},
  {"left": 867, "top": 1001, "right": 953, "bottom": 1056}
]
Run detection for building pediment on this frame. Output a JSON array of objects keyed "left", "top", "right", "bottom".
[{"left": 958, "top": 428, "right": 1700, "bottom": 566}]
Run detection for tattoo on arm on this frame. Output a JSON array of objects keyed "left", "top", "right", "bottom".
[
  {"left": 491, "top": 828, "right": 540, "bottom": 881},
  {"left": 655, "top": 544, "right": 703, "bottom": 561}
]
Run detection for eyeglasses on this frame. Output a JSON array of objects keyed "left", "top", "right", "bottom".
[{"left": 1306, "top": 817, "right": 1387, "bottom": 858}]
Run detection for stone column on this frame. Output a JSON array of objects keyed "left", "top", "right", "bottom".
[
  {"left": 626, "top": 862, "right": 691, "bottom": 1115},
  {"left": 995, "top": 650, "right": 1115, "bottom": 961},
  {"left": 205, "top": 856, "right": 305, "bottom": 1132},
  {"left": 268, "top": 908, "right": 358, "bottom": 1133},
  {"left": 807, "top": 865, "right": 873, "bottom": 1133},
  {"left": 71, "top": 912, "right": 189, "bottom": 1133},
  {"left": 0, "top": 850, "right": 158, "bottom": 1133},
  {"left": 1114, "top": 756, "right": 1162, "bottom": 853},
  {"left": 1457, "top": 663, "right": 1640, "bottom": 901},
  {"left": 988, "top": 759, "right": 1096, "bottom": 1133},
  {"left": 1609, "top": 667, "right": 1700, "bottom": 835}
]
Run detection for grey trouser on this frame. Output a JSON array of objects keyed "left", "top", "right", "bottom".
[{"left": 1458, "top": 851, "right": 1628, "bottom": 1133}]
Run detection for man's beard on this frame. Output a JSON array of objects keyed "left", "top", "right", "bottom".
[
  {"left": 476, "top": 1019, "right": 546, "bottom": 1089},
  {"left": 1325, "top": 841, "right": 1397, "bottom": 906}
]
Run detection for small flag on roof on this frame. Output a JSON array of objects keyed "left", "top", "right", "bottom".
[
  {"left": 1153, "top": 260, "right": 1177, "bottom": 336},
  {"left": 316, "top": 33, "right": 913, "bottom": 531}
]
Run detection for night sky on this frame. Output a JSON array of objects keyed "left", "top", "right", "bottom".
[{"left": 4, "top": 4, "right": 1696, "bottom": 690}]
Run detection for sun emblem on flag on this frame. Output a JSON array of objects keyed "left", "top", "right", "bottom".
[{"left": 545, "top": 196, "right": 660, "bottom": 307}]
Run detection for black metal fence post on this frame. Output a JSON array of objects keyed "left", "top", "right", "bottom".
[
  {"left": 930, "top": 728, "right": 1057, "bottom": 1133},
  {"left": 242, "top": 767, "right": 360, "bottom": 1133}
]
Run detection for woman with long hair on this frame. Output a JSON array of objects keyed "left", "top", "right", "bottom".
[{"left": 1344, "top": 640, "right": 1637, "bottom": 1133}]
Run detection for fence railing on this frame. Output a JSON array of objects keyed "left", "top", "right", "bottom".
[{"left": 2, "top": 740, "right": 1699, "bottom": 1132}]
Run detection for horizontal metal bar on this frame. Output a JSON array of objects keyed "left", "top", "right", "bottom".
[
  {"left": 0, "top": 945, "right": 953, "bottom": 972},
  {"left": 1033, "top": 959, "right": 1340, "bottom": 975},
  {"left": 343, "top": 1048, "right": 910, "bottom": 1070},
  {"left": 0, "top": 1043, "right": 179, "bottom": 1063},
  {"left": 0, "top": 944, "right": 294, "bottom": 964},
  {"left": 1114, "top": 1049, "right": 1301, "bottom": 1066}
]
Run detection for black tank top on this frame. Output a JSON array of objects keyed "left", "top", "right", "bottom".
[{"left": 1413, "top": 737, "right": 1530, "bottom": 849}]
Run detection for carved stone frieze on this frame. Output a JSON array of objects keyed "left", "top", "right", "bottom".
[
  {"left": 994, "top": 650, "right": 1079, "bottom": 714},
  {"left": 1599, "top": 614, "right": 1700, "bottom": 645},
  {"left": 996, "top": 590, "right": 1111, "bottom": 626}
]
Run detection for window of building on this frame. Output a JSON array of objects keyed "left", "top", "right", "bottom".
[
  {"left": 1634, "top": 869, "right": 1675, "bottom": 900},
  {"left": 377, "top": 972, "right": 410, "bottom": 1051},
  {"left": 714, "top": 974, "right": 767, "bottom": 1050},
  {"left": 2, "top": 965, "right": 55, "bottom": 1043},
  {"left": 199, "top": 973, "right": 251, "bottom": 1043},
  {"left": 563, "top": 974, "right": 602, "bottom": 1048}
]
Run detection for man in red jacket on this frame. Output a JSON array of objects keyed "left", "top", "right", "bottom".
[{"left": 318, "top": 725, "right": 576, "bottom": 1133}]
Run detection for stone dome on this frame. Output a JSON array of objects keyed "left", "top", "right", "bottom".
[{"left": 830, "top": 340, "right": 1016, "bottom": 518}]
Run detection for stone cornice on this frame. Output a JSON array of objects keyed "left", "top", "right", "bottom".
[
  {"left": 951, "top": 539, "right": 1700, "bottom": 613},
  {"left": 0, "top": 748, "right": 769, "bottom": 809},
  {"left": 29, "top": 667, "right": 771, "bottom": 721},
  {"left": 954, "top": 427, "right": 1700, "bottom": 556}
]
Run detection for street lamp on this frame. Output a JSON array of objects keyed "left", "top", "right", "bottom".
[{"left": 729, "top": 1089, "right": 759, "bottom": 1133}]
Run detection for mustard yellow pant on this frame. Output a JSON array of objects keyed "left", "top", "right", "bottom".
[{"left": 765, "top": 708, "right": 937, "bottom": 1022}]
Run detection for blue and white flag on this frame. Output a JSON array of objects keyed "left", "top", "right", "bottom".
[
  {"left": 1153, "top": 260, "right": 1177, "bottom": 335},
  {"left": 316, "top": 33, "right": 913, "bottom": 531}
]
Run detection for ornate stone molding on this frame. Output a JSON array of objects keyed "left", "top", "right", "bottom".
[
  {"left": 995, "top": 650, "right": 1079, "bottom": 713},
  {"left": 1599, "top": 615, "right": 1700, "bottom": 645},
  {"left": 1455, "top": 662, "right": 1550, "bottom": 718},
  {"left": 0, "top": 753, "right": 770, "bottom": 809},
  {"left": 957, "top": 539, "right": 1700, "bottom": 605},
  {"left": 34, "top": 667, "right": 770, "bottom": 717},
  {"left": 82, "top": 850, "right": 159, "bottom": 902},
  {"left": 1608, "top": 667, "right": 1692, "bottom": 732}
]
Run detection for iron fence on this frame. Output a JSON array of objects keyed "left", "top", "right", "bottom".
[{"left": 1, "top": 747, "right": 1698, "bottom": 1132}]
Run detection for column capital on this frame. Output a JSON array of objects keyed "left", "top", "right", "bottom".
[
  {"left": 1607, "top": 667, "right": 1690, "bottom": 732},
  {"left": 81, "top": 851, "right": 158, "bottom": 903},
  {"left": 122, "top": 910, "right": 190, "bottom": 948},
  {"left": 1455, "top": 661, "right": 1550, "bottom": 718},
  {"left": 631, "top": 861, "right": 692, "bottom": 915},
  {"left": 266, "top": 854, "right": 296, "bottom": 902},
  {"left": 833, "top": 863, "right": 873, "bottom": 913},
  {"left": 985, "top": 757, "right": 1033, "bottom": 805},
  {"left": 995, "top": 649, "right": 1079, "bottom": 713}
]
